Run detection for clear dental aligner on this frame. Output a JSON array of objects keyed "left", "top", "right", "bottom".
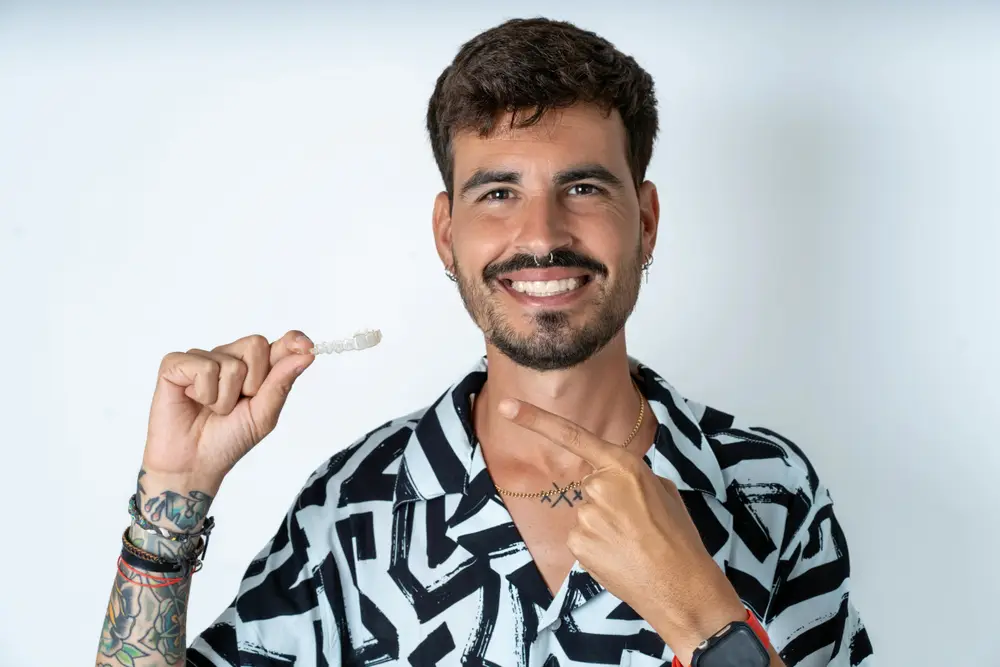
[{"left": 309, "top": 329, "right": 383, "bottom": 355}]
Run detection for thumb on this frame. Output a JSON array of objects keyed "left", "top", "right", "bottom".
[{"left": 248, "top": 353, "right": 313, "bottom": 438}]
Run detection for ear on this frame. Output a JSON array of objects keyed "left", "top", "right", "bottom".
[
  {"left": 637, "top": 180, "right": 660, "bottom": 260},
  {"left": 432, "top": 191, "right": 454, "bottom": 269}
]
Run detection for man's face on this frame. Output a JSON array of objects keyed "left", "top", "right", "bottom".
[{"left": 433, "top": 104, "right": 658, "bottom": 371}]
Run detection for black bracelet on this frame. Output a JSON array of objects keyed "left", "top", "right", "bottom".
[{"left": 119, "top": 546, "right": 185, "bottom": 575}]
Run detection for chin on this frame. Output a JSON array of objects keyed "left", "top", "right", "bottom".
[{"left": 484, "top": 315, "right": 621, "bottom": 372}]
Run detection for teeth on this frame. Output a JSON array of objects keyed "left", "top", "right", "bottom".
[{"left": 510, "top": 277, "right": 582, "bottom": 296}]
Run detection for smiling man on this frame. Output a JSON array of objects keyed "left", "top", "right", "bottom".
[{"left": 97, "top": 17, "right": 873, "bottom": 667}]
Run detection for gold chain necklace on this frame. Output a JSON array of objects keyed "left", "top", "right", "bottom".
[{"left": 493, "top": 379, "right": 645, "bottom": 500}]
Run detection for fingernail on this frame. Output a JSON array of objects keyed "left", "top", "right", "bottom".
[{"left": 498, "top": 399, "right": 519, "bottom": 418}]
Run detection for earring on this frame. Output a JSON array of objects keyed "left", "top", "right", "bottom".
[
  {"left": 445, "top": 267, "right": 457, "bottom": 282},
  {"left": 642, "top": 255, "right": 654, "bottom": 283}
]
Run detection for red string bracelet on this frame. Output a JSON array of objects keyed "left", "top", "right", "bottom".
[{"left": 117, "top": 556, "right": 186, "bottom": 588}]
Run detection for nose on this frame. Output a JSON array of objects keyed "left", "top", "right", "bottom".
[{"left": 510, "top": 194, "right": 574, "bottom": 258}]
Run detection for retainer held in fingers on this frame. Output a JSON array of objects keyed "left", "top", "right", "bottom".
[{"left": 308, "top": 329, "right": 383, "bottom": 355}]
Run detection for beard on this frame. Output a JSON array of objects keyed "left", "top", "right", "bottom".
[{"left": 452, "top": 243, "right": 644, "bottom": 371}]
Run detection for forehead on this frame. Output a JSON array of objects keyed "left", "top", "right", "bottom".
[{"left": 451, "top": 104, "right": 630, "bottom": 178}]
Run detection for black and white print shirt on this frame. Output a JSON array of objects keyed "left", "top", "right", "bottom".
[{"left": 187, "top": 358, "right": 874, "bottom": 667}]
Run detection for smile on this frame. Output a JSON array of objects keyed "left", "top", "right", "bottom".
[
  {"left": 505, "top": 276, "right": 588, "bottom": 297},
  {"left": 496, "top": 270, "right": 593, "bottom": 307}
]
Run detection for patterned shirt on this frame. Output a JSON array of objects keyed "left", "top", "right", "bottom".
[{"left": 187, "top": 357, "right": 874, "bottom": 667}]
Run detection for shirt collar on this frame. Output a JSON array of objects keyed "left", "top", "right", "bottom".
[{"left": 392, "top": 356, "right": 727, "bottom": 511}]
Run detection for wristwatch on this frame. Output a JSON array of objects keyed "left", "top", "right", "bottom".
[{"left": 672, "top": 609, "right": 771, "bottom": 667}]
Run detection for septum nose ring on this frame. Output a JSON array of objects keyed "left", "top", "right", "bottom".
[{"left": 534, "top": 251, "right": 556, "bottom": 267}]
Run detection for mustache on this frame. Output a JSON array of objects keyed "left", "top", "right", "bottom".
[{"left": 483, "top": 248, "right": 609, "bottom": 283}]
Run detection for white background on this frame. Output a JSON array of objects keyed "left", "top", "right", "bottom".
[{"left": 1, "top": 2, "right": 998, "bottom": 665}]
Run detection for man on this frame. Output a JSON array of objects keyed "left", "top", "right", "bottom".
[{"left": 96, "top": 17, "right": 873, "bottom": 667}]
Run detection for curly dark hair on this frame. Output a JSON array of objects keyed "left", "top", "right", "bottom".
[{"left": 426, "top": 17, "right": 659, "bottom": 199}]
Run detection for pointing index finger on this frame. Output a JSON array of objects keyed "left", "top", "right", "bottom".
[{"left": 498, "top": 399, "right": 620, "bottom": 469}]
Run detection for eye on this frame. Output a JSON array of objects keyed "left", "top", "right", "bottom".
[
  {"left": 568, "top": 183, "right": 602, "bottom": 196},
  {"left": 481, "top": 188, "right": 513, "bottom": 202}
]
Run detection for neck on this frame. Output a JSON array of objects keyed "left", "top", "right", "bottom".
[{"left": 473, "top": 332, "right": 654, "bottom": 475}]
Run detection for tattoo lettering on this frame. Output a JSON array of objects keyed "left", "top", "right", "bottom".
[
  {"left": 541, "top": 484, "right": 584, "bottom": 508},
  {"left": 142, "top": 489, "right": 213, "bottom": 532}
]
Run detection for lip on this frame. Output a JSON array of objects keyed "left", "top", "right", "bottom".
[{"left": 498, "top": 274, "right": 592, "bottom": 308}]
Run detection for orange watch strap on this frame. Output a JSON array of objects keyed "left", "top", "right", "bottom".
[
  {"left": 745, "top": 609, "right": 770, "bottom": 647},
  {"left": 670, "top": 609, "right": 771, "bottom": 667}
]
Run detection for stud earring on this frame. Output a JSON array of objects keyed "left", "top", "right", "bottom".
[{"left": 444, "top": 267, "right": 457, "bottom": 282}]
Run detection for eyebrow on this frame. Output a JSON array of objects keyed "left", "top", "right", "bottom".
[
  {"left": 458, "top": 163, "right": 625, "bottom": 199},
  {"left": 459, "top": 169, "right": 520, "bottom": 198},
  {"left": 554, "top": 164, "right": 625, "bottom": 190}
]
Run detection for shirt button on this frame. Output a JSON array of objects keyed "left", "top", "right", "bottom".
[{"left": 550, "top": 618, "right": 562, "bottom": 631}]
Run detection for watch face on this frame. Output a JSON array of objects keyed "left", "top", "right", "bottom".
[{"left": 692, "top": 623, "right": 770, "bottom": 667}]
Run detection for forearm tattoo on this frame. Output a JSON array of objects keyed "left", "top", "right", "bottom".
[
  {"left": 142, "top": 489, "right": 212, "bottom": 533},
  {"left": 135, "top": 465, "right": 214, "bottom": 536},
  {"left": 97, "top": 561, "right": 191, "bottom": 666},
  {"left": 96, "top": 476, "right": 214, "bottom": 665}
]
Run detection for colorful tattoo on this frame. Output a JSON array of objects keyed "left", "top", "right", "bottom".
[
  {"left": 142, "top": 489, "right": 213, "bottom": 533},
  {"left": 98, "top": 570, "right": 150, "bottom": 666},
  {"left": 96, "top": 484, "right": 209, "bottom": 665},
  {"left": 138, "top": 575, "right": 188, "bottom": 664},
  {"left": 97, "top": 562, "right": 192, "bottom": 665}
]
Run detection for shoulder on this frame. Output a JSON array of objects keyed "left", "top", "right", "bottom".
[
  {"left": 684, "top": 397, "right": 829, "bottom": 546},
  {"left": 636, "top": 362, "right": 822, "bottom": 510},
  {"left": 689, "top": 397, "right": 820, "bottom": 496},
  {"left": 290, "top": 405, "right": 429, "bottom": 516}
]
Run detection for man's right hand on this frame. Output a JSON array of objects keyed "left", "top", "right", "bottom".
[{"left": 135, "top": 330, "right": 315, "bottom": 532}]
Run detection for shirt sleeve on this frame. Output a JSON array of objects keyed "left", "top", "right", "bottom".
[
  {"left": 186, "top": 490, "right": 340, "bottom": 667},
  {"left": 764, "top": 483, "right": 874, "bottom": 666}
]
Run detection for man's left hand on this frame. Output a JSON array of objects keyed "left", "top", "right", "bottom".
[{"left": 498, "top": 397, "right": 749, "bottom": 665}]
